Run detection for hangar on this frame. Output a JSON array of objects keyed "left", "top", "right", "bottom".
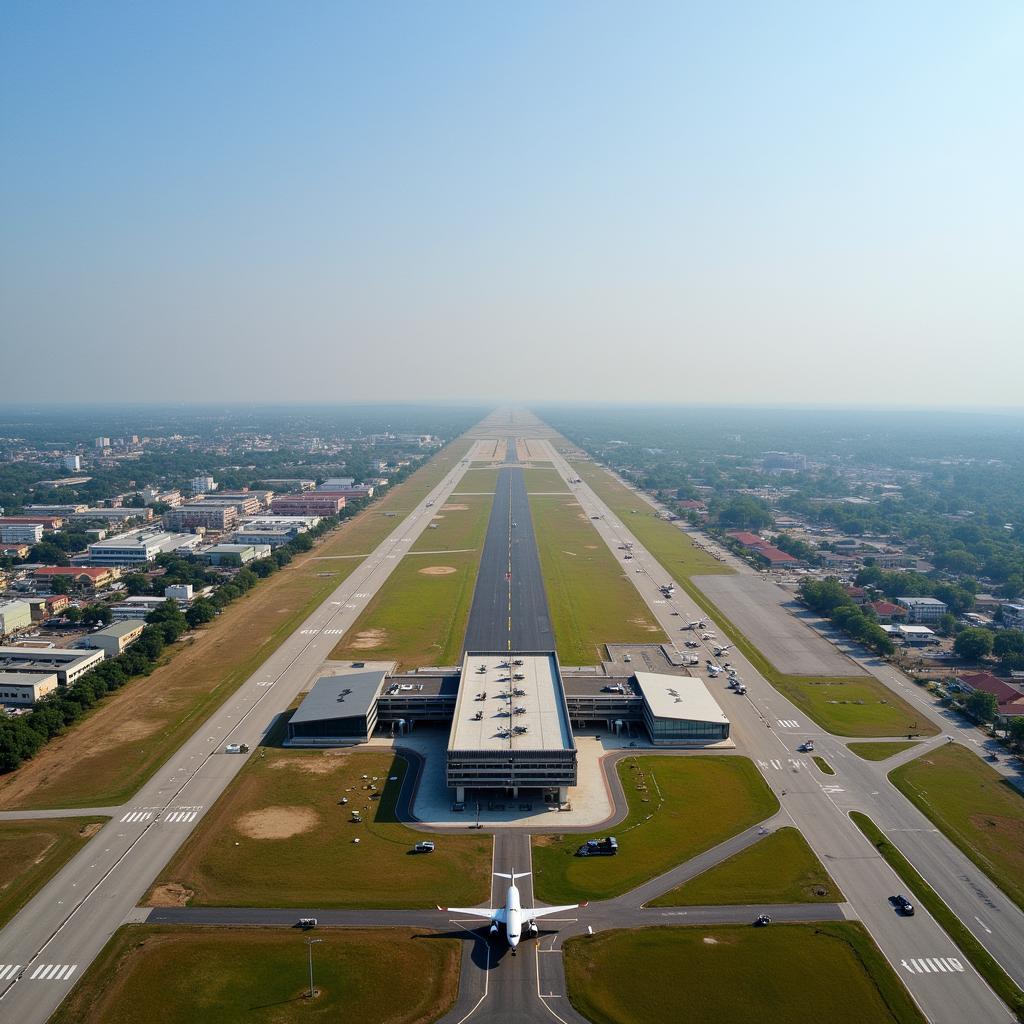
[{"left": 285, "top": 671, "right": 387, "bottom": 746}]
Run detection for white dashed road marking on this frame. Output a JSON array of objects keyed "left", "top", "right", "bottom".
[
  {"left": 901, "top": 957, "right": 964, "bottom": 975},
  {"left": 119, "top": 811, "right": 153, "bottom": 823},
  {"left": 28, "top": 964, "right": 77, "bottom": 981},
  {"left": 769, "top": 759, "right": 783, "bottom": 770},
  {"left": 777, "top": 719, "right": 800, "bottom": 728},
  {"left": 0, "top": 965, "right": 22, "bottom": 980}
]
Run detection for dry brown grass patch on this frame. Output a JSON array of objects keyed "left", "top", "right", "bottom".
[
  {"left": 419, "top": 565, "right": 457, "bottom": 575},
  {"left": 235, "top": 806, "right": 320, "bottom": 840}
]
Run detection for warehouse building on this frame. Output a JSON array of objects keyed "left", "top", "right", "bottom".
[
  {"left": 199, "top": 543, "right": 271, "bottom": 566},
  {"left": 77, "top": 620, "right": 147, "bottom": 659},
  {"left": 0, "top": 600, "right": 33, "bottom": 638},
  {"left": 0, "top": 646, "right": 104, "bottom": 686},
  {"left": 0, "top": 672, "right": 60, "bottom": 706}
]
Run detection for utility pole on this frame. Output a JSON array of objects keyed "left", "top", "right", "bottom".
[{"left": 305, "top": 936, "right": 323, "bottom": 998}]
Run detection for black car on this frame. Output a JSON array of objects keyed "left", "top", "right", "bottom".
[
  {"left": 889, "top": 894, "right": 915, "bottom": 916},
  {"left": 577, "top": 837, "right": 618, "bottom": 857}
]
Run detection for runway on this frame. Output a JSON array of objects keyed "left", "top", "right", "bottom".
[{"left": 462, "top": 441, "right": 553, "bottom": 654}]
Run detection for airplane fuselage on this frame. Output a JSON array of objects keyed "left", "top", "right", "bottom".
[{"left": 505, "top": 883, "right": 522, "bottom": 948}]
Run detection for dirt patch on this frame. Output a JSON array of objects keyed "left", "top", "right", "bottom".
[
  {"left": 147, "top": 882, "right": 194, "bottom": 907},
  {"left": 702, "top": 936, "right": 719, "bottom": 945},
  {"left": 271, "top": 751, "right": 350, "bottom": 775},
  {"left": 235, "top": 806, "right": 320, "bottom": 840},
  {"left": 347, "top": 629, "right": 387, "bottom": 649},
  {"left": 628, "top": 617, "right": 660, "bottom": 632},
  {"left": 79, "top": 821, "right": 104, "bottom": 839},
  {"left": 419, "top": 565, "right": 457, "bottom": 575},
  {"left": 113, "top": 719, "right": 163, "bottom": 743},
  {"left": 584, "top": 545, "right": 598, "bottom": 550},
  {"left": 440, "top": 504, "right": 469, "bottom": 511}
]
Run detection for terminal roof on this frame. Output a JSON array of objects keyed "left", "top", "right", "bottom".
[
  {"left": 290, "top": 671, "right": 387, "bottom": 724},
  {"left": 633, "top": 671, "right": 730, "bottom": 726},
  {"left": 448, "top": 652, "right": 573, "bottom": 752}
]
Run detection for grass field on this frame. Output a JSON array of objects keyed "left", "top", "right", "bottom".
[
  {"left": 570, "top": 462, "right": 934, "bottom": 738},
  {"left": 150, "top": 748, "right": 489, "bottom": 909},
  {"left": 329, "top": 550, "right": 480, "bottom": 669},
  {"left": 649, "top": 826, "right": 843, "bottom": 906},
  {"left": 563, "top": 923, "right": 925, "bottom": 1024},
  {"left": 0, "top": 439, "right": 474, "bottom": 811},
  {"left": 533, "top": 756, "right": 778, "bottom": 903},
  {"left": 411, "top": 493, "right": 493, "bottom": 552},
  {"left": 0, "top": 816, "right": 107, "bottom": 927},
  {"left": 813, "top": 755, "right": 836, "bottom": 775},
  {"left": 849, "top": 741, "right": 921, "bottom": 761},
  {"left": 520, "top": 467, "right": 569, "bottom": 492},
  {"left": 453, "top": 465, "right": 500, "bottom": 491},
  {"left": 52, "top": 926, "right": 460, "bottom": 1024},
  {"left": 890, "top": 743, "right": 1024, "bottom": 913},
  {"left": 851, "top": 811, "right": 1024, "bottom": 1021},
  {"left": 529, "top": 494, "right": 665, "bottom": 665}
]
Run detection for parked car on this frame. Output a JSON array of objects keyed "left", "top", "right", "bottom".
[
  {"left": 298, "top": 917, "right": 318, "bottom": 929},
  {"left": 576, "top": 837, "right": 618, "bottom": 857},
  {"left": 224, "top": 743, "right": 250, "bottom": 754},
  {"left": 414, "top": 841, "right": 436, "bottom": 854},
  {"left": 754, "top": 914, "right": 771, "bottom": 926}
]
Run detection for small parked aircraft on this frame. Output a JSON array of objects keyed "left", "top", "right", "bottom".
[{"left": 439, "top": 870, "right": 585, "bottom": 953}]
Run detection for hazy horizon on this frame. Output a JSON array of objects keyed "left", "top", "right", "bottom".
[{"left": 2, "top": 2, "right": 1022, "bottom": 407}]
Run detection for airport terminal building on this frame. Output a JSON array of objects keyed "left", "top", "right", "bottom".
[{"left": 285, "top": 648, "right": 730, "bottom": 801}]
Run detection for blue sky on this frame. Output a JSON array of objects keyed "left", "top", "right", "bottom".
[{"left": 1, "top": 2, "right": 1021, "bottom": 406}]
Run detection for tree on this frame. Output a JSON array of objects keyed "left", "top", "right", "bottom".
[
  {"left": 48, "top": 575, "right": 72, "bottom": 596},
  {"left": 28, "top": 541, "right": 70, "bottom": 566},
  {"left": 123, "top": 573, "right": 150, "bottom": 596},
  {"left": 64, "top": 606, "right": 82, "bottom": 623},
  {"left": 1008, "top": 717, "right": 1024, "bottom": 752},
  {"left": 953, "top": 627, "right": 994, "bottom": 661},
  {"left": 965, "top": 689, "right": 999, "bottom": 724},
  {"left": 938, "top": 612, "right": 958, "bottom": 637},
  {"left": 993, "top": 630, "right": 1024, "bottom": 661},
  {"left": 715, "top": 496, "right": 773, "bottom": 531},
  {"left": 185, "top": 598, "right": 216, "bottom": 630}
]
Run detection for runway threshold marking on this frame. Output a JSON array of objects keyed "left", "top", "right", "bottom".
[
  {"left": 27, "top": 964, "right": 77, "bottom": 981},
  {"left": 900, "top": 957, "right": 964, "bottom": 975}
]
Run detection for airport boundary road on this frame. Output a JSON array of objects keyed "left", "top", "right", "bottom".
[
  {"left": 542, "top": 439, "right": 1015, "bottom": 1024},
  {"left": 0, "top": 442, "right": 482, "bottom": 1024}
]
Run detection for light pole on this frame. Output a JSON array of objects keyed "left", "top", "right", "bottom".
[{"left": 305, "top": 937, "right": 323, "bottom": 999}]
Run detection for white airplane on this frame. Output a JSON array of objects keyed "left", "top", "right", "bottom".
[
  {"left": 439, "top": 870, "right": 585, "bottom": 953},
  {"left": 713, "top": 644, "right": 734, "bottom": 656}
]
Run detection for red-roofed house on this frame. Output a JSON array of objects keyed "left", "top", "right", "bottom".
[
  {"left": 34, "top": 566, "right": 118, "bottom": 590},
  {"left": 957, "top": 672, "right": 1024, "bottom": 722},
  {"left": 727, "top": 531, "right": 764, "bottom": 547},
  {"left": 867, "top": 600, "right": 907, "bottom": 623}
]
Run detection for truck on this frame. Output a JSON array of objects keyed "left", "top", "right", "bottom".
[{"left": 576, "top": 837, "right": 618, "bottom": 857}]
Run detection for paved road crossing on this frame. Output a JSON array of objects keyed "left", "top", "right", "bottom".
[{"left": 900, "top": 956, "right": 965, "bottom": 975}]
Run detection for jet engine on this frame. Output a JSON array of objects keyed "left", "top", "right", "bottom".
[
  {"left": 489, "top": 922, "right": 499, "bottom": 935},
  {"left": 529, "top": 919, "right": 539, "bottom": 935}
]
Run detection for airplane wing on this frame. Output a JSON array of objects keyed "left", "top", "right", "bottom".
[
  {"left": 523, "top": 902, "right": 586, "bottom": 920},
  {"left": 439, "top": 905, "right": 506, "bottom": 923}
]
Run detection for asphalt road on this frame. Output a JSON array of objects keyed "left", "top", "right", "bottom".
[
  {"left": 0, "top": 449, "right": 479, "bottom": 1024},
  {"left": 541, "top": 439, "right": 1017, "bottom": 1024},
  {"left": 463, "top": 447, "right": 553, "bottom": 654}
]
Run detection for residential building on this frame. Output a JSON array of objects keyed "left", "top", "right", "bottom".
[
  {"left": 896, "top": 597, "right": 947, "bottom": 624},
  {"left": 87, "top": 530, "right": 201, "bottom": 567},
  {"left": 165, "top": 584, "right": 194, "bottom": 602},
  {"left": 762, "top": 451, "right": 808, "bottom": 471},
  {"left": 193, "top": 494, "right": 262, "bottom": 516},
  {"left": 162, "top": 504, "right": 238, "bottom": 532},
  {"left": 0, "top": 672, "right": 59, "bottom": 705},
  {"left": 956, "top": 672, "right": 1024, "bottom": 722},
  {"left": 190, "top": 475, "right": 216, "bottom": 496},
  {"left": 867, "top": 600, "right": 907, "bottom": 624},
  {"left": 0, "top": 523, "right": 43, "bottom": 544},
  {"left": 258, "top": 478, "right": 316, "bottom": 492},
  {"left": 0, "top": 646, "right": 104, "bottom": 686},
  {"left": 199, "top": 543, "right": 271, "bottom": 566},
  {"left": 0, "top": 544, "right": 30, "bottom": 559},
  {"left": 270, "top": 494, "right": 345, "bottom": 516},
  {"left": 95, "top": 437, "right": 110, "bottom": 449},
  {"left": 110, "top": 596, "right": 183, "bottom": 620},
  {"left": 140, "top": 487, "right": 183, "bottom": 507},
  {"left": 0, "top": 600, "right": 33, "bottom": 637},
  {"left": 896, "top": 624, "right": 936, "bottom": 645},
  {"left": 0, "top": 515, "right": 65, "bottom": 530},
  {"left": 68, "top": 507, "right": 153, "bottom": 525},
  {"left": 77, "top": 620, "right": 147, "bottom": 658},
  {"left": 63, "top": 454, "right": 81, "bottom": 472},
  {"left": 35, "top": 566, "right": 119, "bottom": 591}
]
